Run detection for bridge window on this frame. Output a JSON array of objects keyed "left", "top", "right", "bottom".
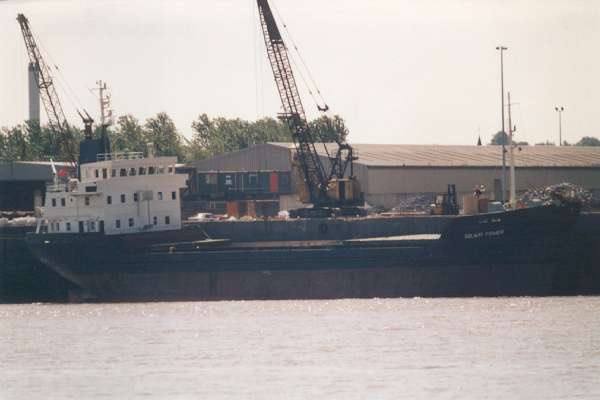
[
  {"left": 171, "top": 191, "right": 176, "bottom": 200},
  {"left": 165, "top": 216, "right": 170, "bottom": 225},
  {"left": 95, "top": 169, "right": 99, "bottom": 178},
  {"left": 61, "top": 198, "right": 65, "bottom": 207},
  {"left": 158, "top": 192, "right": 163, "bottom": 200},
  {"left": 102, "top": 168, "right": 107, "bottom": 179},
  {"left": 66, "top": 222, "right": 71, "bottom": 231},
  {"left": 128, "top": 218, "right": 134, "bottom": 227},
  {"left": 116, "top": 219, "right": 121, "bottom": 229},
  {"left": 107, "top": 195, "right": 112, "bottom": 205},
  {"left": 51, "top": 198, "right": 56, "bottom": 207},
  {"left": 133, "top": 193, "right": 139, "bottom": 202},
  {"left": 153, "top": 216, "right": 157, "bottom": 225},
  {"left": 85, "top": 196, "right": 90, "bottom": 206},
  {"left": 90, "top": 221, "right": 96, "bottom": 231},
  {"left": 121, "top": 194, "right": 126, "bottom": 203}
]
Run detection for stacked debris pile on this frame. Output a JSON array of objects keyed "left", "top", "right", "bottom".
[
  {"left": 519, "top": 183, "right": 592, "bottom": 208},
  {"left": 392, "top": 194, "right": 435, "bottom": 213}
]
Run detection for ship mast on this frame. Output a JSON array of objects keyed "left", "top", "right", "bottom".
[{"left": 508, "top": 92, "right": 516, "bottom": 208}]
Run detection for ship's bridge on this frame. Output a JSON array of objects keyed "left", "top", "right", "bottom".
[{"left": 79, "top": 152, "right": 178, "bottom": 184}]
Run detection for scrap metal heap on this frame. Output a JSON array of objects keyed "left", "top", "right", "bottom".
[{"left": 519, "top": 182, "right": 592, "bottom": 208}]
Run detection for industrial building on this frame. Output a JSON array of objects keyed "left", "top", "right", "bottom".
[
  {"left": 189, "top": 143, "right": 600, "bottom": 210},
  {"left": 0, "top": 161, "right": 72, "bottom": 211}
]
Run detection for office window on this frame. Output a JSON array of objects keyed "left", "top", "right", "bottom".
[
  {"left": 128, "top": 218, "right": 134, "bottom": 227},
  {"left": 85, "top": 196, "right": 90, "bottom": 206},
  {"left": 107, "top": 195, "right": 112, "bottom": 205},
  {"left": 121, "top": 194, "right": 126, "bottom": 203},
  {"left": 165, "top": 216, "right": 170, "bottom": 225},
  {"left": 116, "top": 219, "right": 121, "bottom": 229},
  {"left": 171, "top": 191, "right": 177, "bottom": 200},
  {"left": 133, "top": 193, "right": 139, "bottom": 202},
  {"left": 153, "top": 216, "right": 158, "bottom": 225},
  {"left": 120, "top": 168, "right": 127, "bottom": 177},
  {"left": 66, "top": 222, "right": 71, "bottom": 231},
  {"left": 51, "top": 198, "right": 56, "bottom": 207},
  {"left": 158, "top": 192, "right": 163, "bottom": 200}
]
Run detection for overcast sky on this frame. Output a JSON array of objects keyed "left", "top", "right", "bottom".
[{"left": 1, "top": 0, "right": 599, "bottom": 145}]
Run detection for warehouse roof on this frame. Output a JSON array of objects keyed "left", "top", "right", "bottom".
[
  {"left": 0, "top": 161, "right": 72, "bottom": 181},
  {"left": 267, "top": 143, "right": 600, "bottom": 168}
]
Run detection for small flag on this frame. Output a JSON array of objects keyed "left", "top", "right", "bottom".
[{"left": 57, "top": 168, "right": 69, "bottom": 178}]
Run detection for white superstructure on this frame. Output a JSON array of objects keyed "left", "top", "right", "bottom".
[{"left": 40, "top": 150, "right": 187, "bottom": 235}]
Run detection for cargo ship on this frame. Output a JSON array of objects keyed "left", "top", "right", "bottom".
[{"left": 25, "top": 147, "right": 591, "bottom": 301}]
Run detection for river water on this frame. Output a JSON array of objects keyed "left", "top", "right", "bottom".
[{"left": 1, "top": 297, "right": 599, "bottom": 399}]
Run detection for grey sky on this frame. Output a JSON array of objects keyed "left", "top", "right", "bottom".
[{"left": 1, "top": 0, "right": 599, "bottom": 145}]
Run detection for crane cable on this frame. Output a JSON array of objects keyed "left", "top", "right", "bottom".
[
  {"left": 270, "top": 0, "right": 329, "bottom": 113},
  {"left": 32, "top": 25, "right": 88, "bottom": 121}
]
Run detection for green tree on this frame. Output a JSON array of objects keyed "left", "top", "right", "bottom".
[
  {"left": 0, "top": 126, "right": 28, "bottom": 161},
  {"left": 143, "top": 112, "right": 184, "bottom": 159},
  {"left": 309, "top": 115, "right": 349, "bottom": 143},
  {"left": 576, "top": 136, "right": 600, "bottom": 146},
  {"left": 489, "top": 131, "right": 508, "bottom": 145},
  {"left": 111, "top": 114, "right": 146, "bottom": 153}
]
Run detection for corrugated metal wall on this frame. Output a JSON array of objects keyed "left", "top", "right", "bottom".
[{"left": 190, "top": 144, "right": 292, "bottom": 171}]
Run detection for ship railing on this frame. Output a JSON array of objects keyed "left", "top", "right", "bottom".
[
  {"left": 97, "top": 152, "right": 144, "bottom": 161},
  {"left": 46, "top": 182, "right": 67, "bottom": 192}
]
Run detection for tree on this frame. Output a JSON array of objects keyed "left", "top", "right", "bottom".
[
  {"left": 489, "top": 131, "right": 508, "bottom": 145},
  {"left": 111, "top": 115, "right": 146, "bottom": 153},
  {"left": 308, "top": 115, "right": 349, "bottom": 143},
  {"left": 576, "top": 136, "right": 600, "bottom": 146},
  {"left": 143, "top": 112, "right": 184, "bottom": 159},
  {"left": 189, "top": 114, "right": 292, "bottom": 160}
]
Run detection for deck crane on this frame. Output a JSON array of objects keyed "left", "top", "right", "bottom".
[
  {"left": 256, "top": 0, "right": 363, "bottom": 217},
  {"left": 17, "top": 13, "right": 106, "bottom": 170}
]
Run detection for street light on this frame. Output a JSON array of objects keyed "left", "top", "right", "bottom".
[
  {"left": 496, "top": 45, "right": 508, "bottom": 203},
  {"left": 555, "top": 106, "right": 564, "bottom": 146}
]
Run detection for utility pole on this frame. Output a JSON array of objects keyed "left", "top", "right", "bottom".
[
  {"left": 496, "top": 45, "right": 508, "bottom": 203},
  {"left": 555, "top": 106, "right": 564, "bottom": 146},
  {"left": 508, "top": 92, "right": 516, "bottom": 208}
]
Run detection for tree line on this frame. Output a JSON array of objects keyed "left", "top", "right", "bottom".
[
  {"left": 489, "top": 131, "right": 600, "bottom": 147},
  {"left": 0, "top": 113, "right": 349, "bottom": 163}
]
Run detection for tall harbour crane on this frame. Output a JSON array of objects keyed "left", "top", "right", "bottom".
[
  {"left": 17, "top": 13, "right": 80, "bottom": 167},
  {"left": 256, "top": 0, "right": 363, "bottom": 217}
]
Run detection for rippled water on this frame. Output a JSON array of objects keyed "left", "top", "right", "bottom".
[{"left": 1, "top": 297, "right": 600, "bottom": 399}]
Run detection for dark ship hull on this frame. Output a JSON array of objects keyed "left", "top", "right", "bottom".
[{"left": 26, "top": 204, "right": 599, "bottom": 301}]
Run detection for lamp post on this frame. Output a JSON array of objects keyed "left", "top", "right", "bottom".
[
  {"left": 555, "top": 106, "right": 564, "bottom": 146},
  {"left": 496, "top": 45, "right": 508, "bottom": 203}
]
